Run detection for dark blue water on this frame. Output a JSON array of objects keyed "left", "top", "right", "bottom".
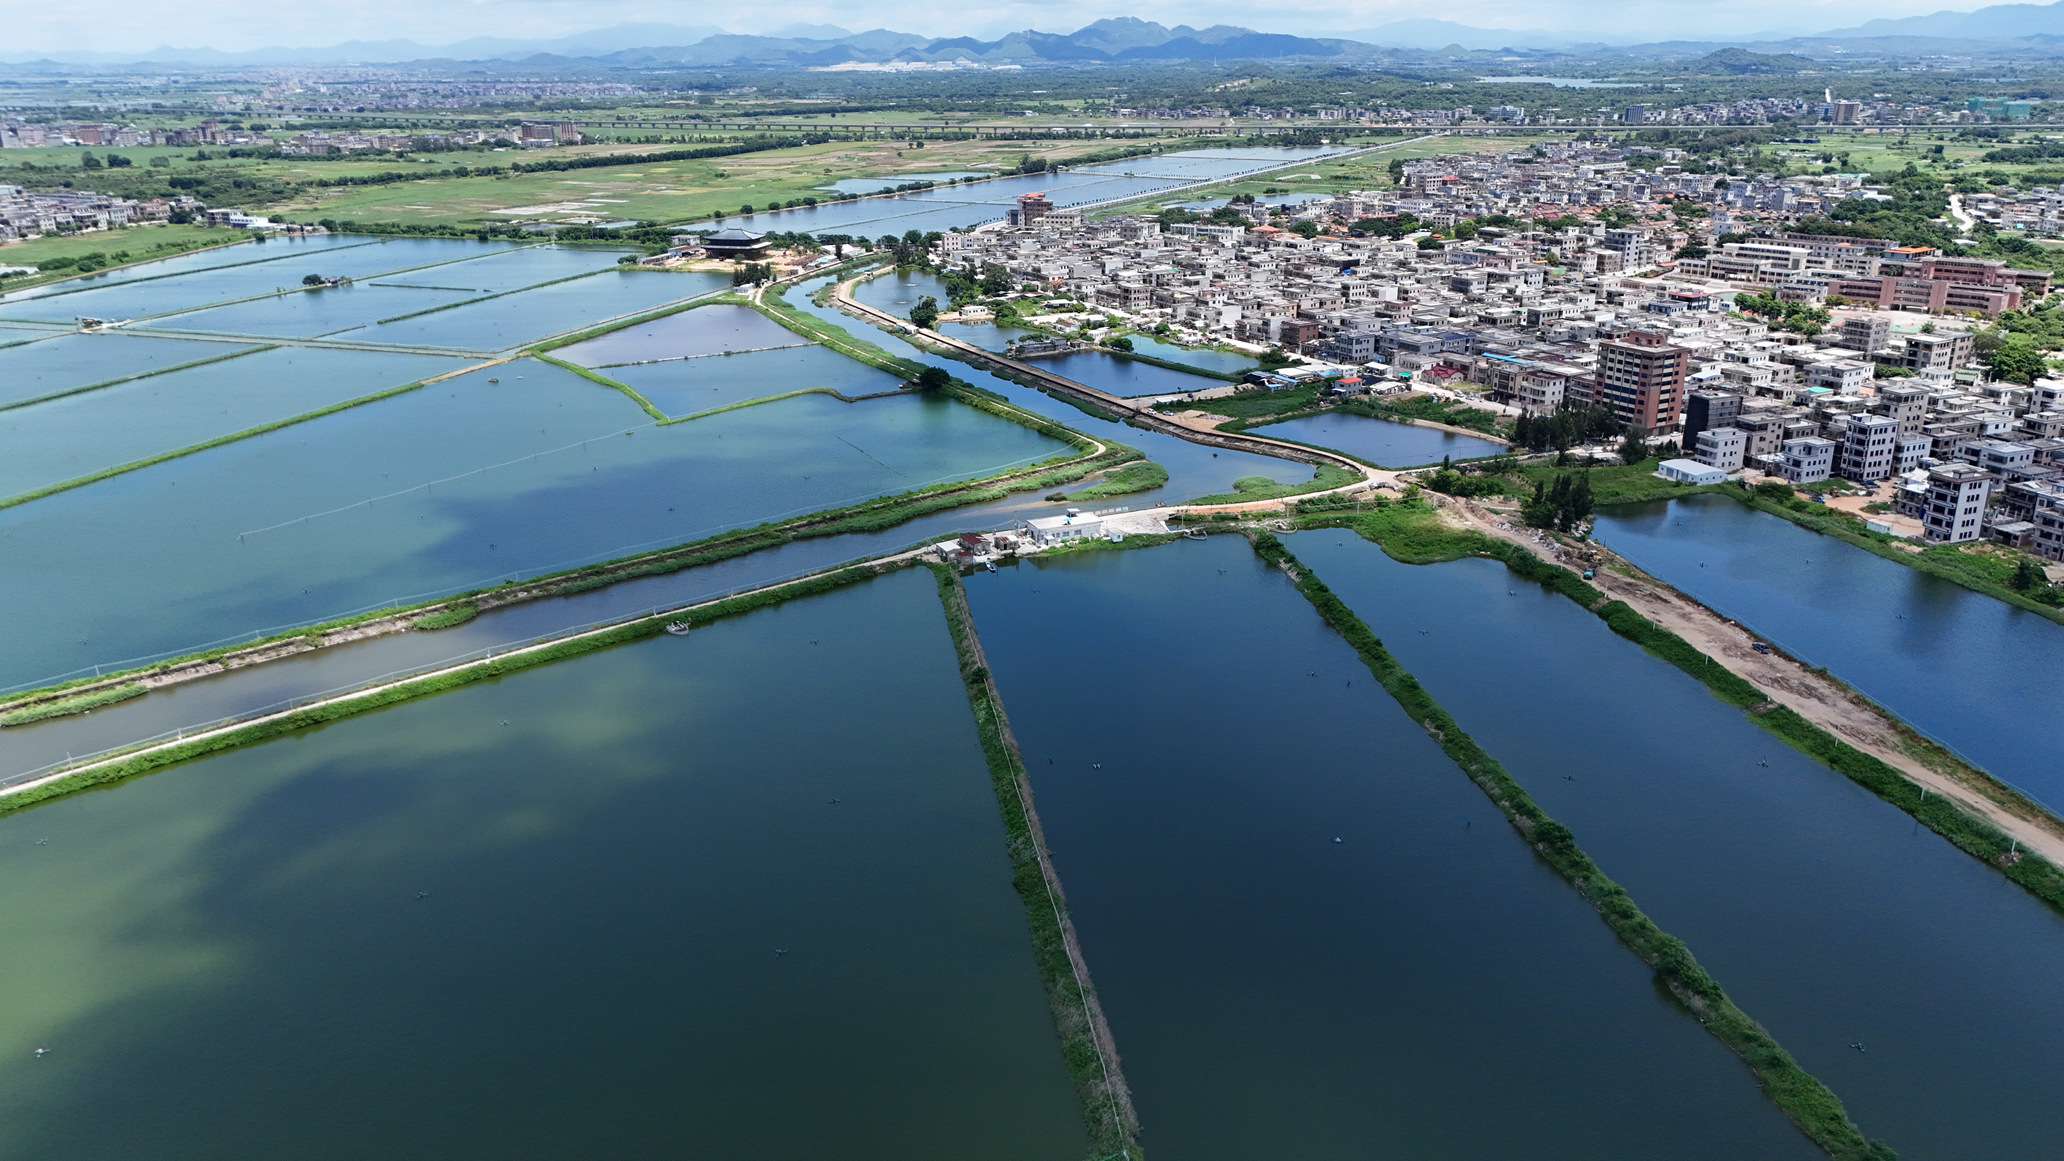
[
  {"left": 0, "top": 569, "right": 1086, "bottom": 1160},
  {"left": 1296, "top": 533, "right": 2064, "bottom": 1160},
  {"left": 1594, "top": 493, "right": 2064, "bottom": 811},
  {"left": 1254, "top": 412, "right": 1507, "bottom": 467},
  {"left": 961, "top": 537, "right": 1821, "bottom": 1161}
]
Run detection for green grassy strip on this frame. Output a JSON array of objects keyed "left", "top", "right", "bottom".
[
  {"left": 373, "top": 267, "right": 613, "bottom": 324},
  {"left": 655, "top": 386, "right": 908, "bottom": 426},
  {"left": 1066, "top": 461, "right": 1168, "bottom": 500},
  {"left": 0, "top": 377, "right": 434, "bottom": 511},
  {"left": 755, "top": 286, "right": 926, "bottom": 378},
  {"left": 0, "top": 563, "right": 898, "bottom": 819},
  {"left": 1252, "top": 531, "right": 1894, "bottom": 1161},
  {"left": 1313, "top": 501, "right": 2064, "bottom": 918},
  {"left": 1187, "top": 463, "right": 1360, "bottom": 506},
  {"left": 531, "top": 352, "right": 667, "bottom": 422},
  {"left": 1, "top": 683, "right": 144, "bottom": 727},
  {"left": 411, "top": 602, "right": 478, "bottom": 630},
  {"left": 0, "top": 343, "right": 279, "bottom": 414},
  {"left": 927, "top": 563, "right": 1141, "bottom": 1161}
]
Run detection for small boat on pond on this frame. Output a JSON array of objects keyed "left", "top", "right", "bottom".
[{"left": 664, "top": 621, "right": 692, "bottom": 636}]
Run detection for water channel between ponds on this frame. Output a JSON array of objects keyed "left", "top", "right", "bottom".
[
  {"left": 1593, "top": 492, "right": 2064, "bottom": 813},
  {"left": 0, "top": 569, "right": 1087, "bottom": 1160},
  {"left": 0, "top": 356, "right": 1069, "bottom": 692},
  {"left": 962, "top": 536, "right": 1821, "bottom": 1161},
  {"left": 1294, "top": 533, "right": 2064, "bottom": 1160}
]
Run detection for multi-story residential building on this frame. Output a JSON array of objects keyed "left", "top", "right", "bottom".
[
  {"left": 1694, "top": 425, "right": 1747, "bottom": 472},
  {"left": 1922, "top": 463, "right": 1994, "bottom": 543},
  {"left": 1773, "top": 436, "right": 1837, "bottom": 482},
  {"left": 1838, "top": 414, "right": 1901, "bottom": 483},
  {"left": 1597, "top": 330, "right": 1688, "bottom": 438}
]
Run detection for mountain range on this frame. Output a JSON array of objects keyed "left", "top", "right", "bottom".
[{"left": 15, "top": 5, "right": 2064, "bottom": 67}]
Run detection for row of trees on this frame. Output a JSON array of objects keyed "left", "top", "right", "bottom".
[{"left": 1511, "top": 403, "right": 1622, "bottom": 452}]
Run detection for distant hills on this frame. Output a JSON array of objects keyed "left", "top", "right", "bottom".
[{"left": 17, "top": 4, "right": 2064, "bottom": 68}]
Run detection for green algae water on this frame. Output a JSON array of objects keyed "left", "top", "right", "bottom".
[
  {"left": 0, "top": 570, "right": 1085, "bottom": 1160},
  {"left": 961, "top": 537, "right": 1821, "bottom": 1160},
  {"left": 1294, "top": 534, "right": 2064, "bottom": 1159}
]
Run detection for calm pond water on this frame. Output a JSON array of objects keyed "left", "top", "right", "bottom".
[
  {"left": 0, "top": 358, "right": 1068, "bottom": 690},
  {"left": 0, "top": 239, "right": 525, "bottom": 327},
  {"left": 0, "top": 347, "right": 464, "bottom": 499},
  {"left": 1593, "top": 493, "right": 2064, "bottom": 811},
  {"left": 961, "top": 537, "right": 1820, "bottom": 1161},
  {"left": 0, "top": 332, "right": 256, "bottom": 406},
  {"left": 1254, "top": 412, "right": 1507, "bottom": 467},
  {"left": 554, "top": 303, "right": 800, "bottom": 366},
  {"left": 611, "top": 345, "right": 904, "bottom": 416},
  {"left": 1296, "top": 534, "right": 2064, "bottom": 1159},
  {"left": 0, "top": 234, "right": 377, "bottom": 302},
  {"left": 0, "top": 569, "right": 1086, "bottom": 1160}
]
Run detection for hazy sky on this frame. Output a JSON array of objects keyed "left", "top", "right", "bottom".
[{"left": 9, "top": 0, "right": 1980, "bottom": 53}]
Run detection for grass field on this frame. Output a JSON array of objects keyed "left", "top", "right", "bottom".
[
  {"left": 0, "top": 223, "right": 251, "bottom": 289},
  {"left": 275, "top": 136, "right": 1141, "bottom": 227}
]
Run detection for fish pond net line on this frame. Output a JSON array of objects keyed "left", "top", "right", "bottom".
[{"left": 0, "top": 537, "right": 946, "bottom": 791}]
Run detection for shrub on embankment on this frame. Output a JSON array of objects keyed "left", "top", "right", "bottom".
[{"left": 1251, "top": 531, "right": 1894, "bottom": 1161}]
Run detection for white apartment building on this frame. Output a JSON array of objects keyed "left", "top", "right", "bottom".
[{"left": 1922, "top": 463, "right": 1993, "bottom": 543}]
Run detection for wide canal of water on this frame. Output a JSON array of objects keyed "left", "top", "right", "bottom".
[{"left": 1594, "top": 493, "right": 2064, "bottom": 812}]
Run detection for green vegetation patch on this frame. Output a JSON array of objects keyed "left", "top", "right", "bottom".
[
  {"left": 1066, "top": 461, "right": 1168, "bottom": 499},
  {"left": 412, "top": 602, "right": 479, "bottom": 630},
  {"left": 1, "top": 683, "right": 145, "bottom": 727},
  {"left": 1252, "top": 532, "right": 1893, "bottom": 1161},
  {"left": 1188, "top": 464, "right": 1359, "bottom": 506}
]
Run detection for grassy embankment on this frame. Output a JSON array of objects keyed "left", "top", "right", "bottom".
[
  {"left": 0, "top": 684, "right": 145, "bottom": 727},
  {"left": 929, "top": 564, "right": 1142, "bottom": 1161},
  {"left": 0, "top": 224, "right": 251, "bottom": 293},
  {"left": 1305, "top": 497, "right": 2064, "bottom": 917},
  {"left": 1186, "top": 465, "right": 1362, "bottom": 506},
  {"left": 0, "top": 561, "right": 907, "bottom": 817},
  {"left": 1252, "top": 530, "right": 1895, "bottom": 1161},
  {"left": 1061, "top": 461, "right": 1169, "bottom": 500}
]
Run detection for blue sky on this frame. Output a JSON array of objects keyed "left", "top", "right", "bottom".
[{"left": 10, "top": 0, "right": 1987, "bottom": 54}]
